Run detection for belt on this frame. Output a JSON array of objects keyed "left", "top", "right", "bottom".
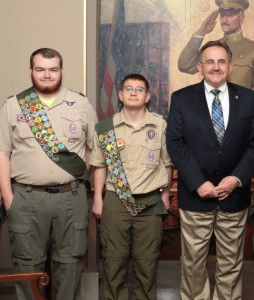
[{"left": 13, "top": 180, "right": 80, "bottom": 193}]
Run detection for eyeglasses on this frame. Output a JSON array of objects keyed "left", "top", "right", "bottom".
[
  {"left": 123, "top": 86, "right": 146, "bottom": 94},
  {"left": 199, "top": 59, "right": 230, "bottom": 66}
]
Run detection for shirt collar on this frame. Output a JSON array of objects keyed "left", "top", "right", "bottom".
[
  {"left": 114, "top": 108, "right": 154, "bottom": 128},
  {"left": 204, "top": 81, "right": 227, "bottom": 95}
]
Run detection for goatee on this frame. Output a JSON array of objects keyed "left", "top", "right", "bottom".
[{"left": 31, "top": 76, "right": 62, "bottom": 95}]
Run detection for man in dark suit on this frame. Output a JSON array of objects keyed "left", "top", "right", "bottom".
[{"left": 167, "top": 40, "right": 254, "bottom": 300}]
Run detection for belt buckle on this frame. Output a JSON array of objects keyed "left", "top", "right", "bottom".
[{"left": 45, "top": 186, "right": 59, "bottom": 193}]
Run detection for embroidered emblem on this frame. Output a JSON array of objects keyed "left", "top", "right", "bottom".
[
  {"left": 146, "top": 129, "right": 157, "bottom": 140},
  {"left": 17, "top": 91, "right": 69, "bottom": 162},
  {"left": 69, "top": 123, "right": 77, "bottom": 134},
  {"left": 116, "top": 138, "right": 125, "bottom": 151},
  {"left": 17, "top": 114, "right": 26, "bottom": 122},
  {"left": 148, "top": 151, "right": 155, "bottom": 162},
  {"left": 98, "top": 130, "right": 146, "bottom": 216}
]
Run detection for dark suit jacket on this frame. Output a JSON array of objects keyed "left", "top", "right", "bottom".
[{"left": 166, "top": 80, "right": 254, "bottom": 212}]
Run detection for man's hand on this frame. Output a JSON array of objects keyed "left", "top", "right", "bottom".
[
  {"left": 214, "top": 176, "right": 239, "bottom": 200},
  {"left": 161, "top": 188, "right": 170, "bottom": 210},
  {"left": 2, "top": 193, "right": 14, "bottom": 210},
  {"left": 92, "top": 194, "right": 103, "bottom": 219},
  {"left": 196, "top": 10, "right": 219, "bottom": 36},
  {"left": 196, "top": 181, "right": 215, "bottom": 199}
]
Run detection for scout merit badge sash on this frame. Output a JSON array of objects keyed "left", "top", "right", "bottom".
[
  {"left": 96, "top": 117, "right": 146, "bottom": 216},
  {"left": 16, "top": 87, "right": 86, "bottom": 179}
]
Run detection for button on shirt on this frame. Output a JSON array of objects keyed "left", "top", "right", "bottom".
[{"left": 204, "top": 81, "right": 229, "bottom": 129}]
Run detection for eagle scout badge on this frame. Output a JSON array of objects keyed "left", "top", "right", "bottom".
[{"left": 146, "top": 129, "right": 157, "bottom": 140}]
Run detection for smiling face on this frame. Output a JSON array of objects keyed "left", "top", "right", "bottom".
[
  {"left": 197, "top": 46, "right": 233, "bottom": 88},
  {"left": 118, "top": 79, "right": 150, "bottom": 110},
  {"left": 30, "top": 54, "right": 63, "bottom": 96}
]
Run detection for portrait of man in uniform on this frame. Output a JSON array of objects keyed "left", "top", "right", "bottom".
[{"left": 178, "top": 0, "right": 254, "bottom": 90}]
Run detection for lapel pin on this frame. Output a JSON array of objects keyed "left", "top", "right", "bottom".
[{"left": 235, "top": 95, "right": 239, "bottom": 100}]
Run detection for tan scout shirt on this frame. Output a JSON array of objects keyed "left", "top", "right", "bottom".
[
  {"left": 0, "top": 86, "right": 97, "bottom": 185},
  {"left": 90, "top": 110, "right": 172, "bottom": 194}
]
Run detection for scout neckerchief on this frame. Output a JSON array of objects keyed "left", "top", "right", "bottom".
[
  {"left": 16, "top": 87, "right": 86, "bottom": 179},
  {"left": 96, "top": 117, "right": 146, "bottom": 216}
]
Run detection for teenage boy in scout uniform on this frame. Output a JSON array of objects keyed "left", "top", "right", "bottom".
[
  {"left": 90, "top": 73, "right": 173, "bottom": 300},
  {"left": 0, "top": 48, "right": 97, "bottom": 300}
]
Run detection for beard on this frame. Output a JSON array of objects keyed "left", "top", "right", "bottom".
[{"left": 31, "top": 76, "right": 62, "bottom": 95}]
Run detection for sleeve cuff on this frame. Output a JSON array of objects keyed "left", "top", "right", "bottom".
[{"left": 232, "top": 176, "right": 242, "bottom": 187}]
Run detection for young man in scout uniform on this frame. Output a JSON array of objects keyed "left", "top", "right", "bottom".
[
  {"left": 0, "top": 48, "right": 97, "bottom": 300},
  {"left": 90, "top": 73, "right": 173, "bottom": 300}
]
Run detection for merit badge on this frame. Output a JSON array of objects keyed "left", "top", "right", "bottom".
[
  {"left": 38, "top": 123, "right": 45, "bottom": 130},
  {"left": 28, "top": 120, "right": 35, "bottom": 127},
  {"left": 69, "top": 123, "right": 76, "bottom": 134},
  {"left": 148, "top": 151, "right": 156, "bottom": 162},
  {"left": 146, "top": 129, "right": 157, "bottom": 140},
  {"left": 116, "top": 138, "right": 125, "bottom": 151},
  {"left": 17, "top": 114, "right": 26, "bottom": 122}
]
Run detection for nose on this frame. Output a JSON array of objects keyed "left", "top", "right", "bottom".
[
  {"left": 130, "top": 89, "right": 137, "bottom": 95},
  {"left": 212, "top": 61, "right": 221, "bottom": 70},
  {"left": 44, "top": 70, "right": 50, "bottom": 77}
]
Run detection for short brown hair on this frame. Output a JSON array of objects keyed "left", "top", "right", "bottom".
[
  {"left": 30, "top": 48, "right": 63, "bottom": 68},
  {"left": 198, "top": 40, "right": 232, "bottom": 62}
]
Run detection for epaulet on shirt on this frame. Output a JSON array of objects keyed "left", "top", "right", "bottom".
[
  {"left": 151, "top": 112, "right": 164, "bottom": 119},
  {"left": 69, "top": 89, "right": 86, "bottom": 97},
  {"left": 244, "top": 37, "right": 254, "bottom": 44}
]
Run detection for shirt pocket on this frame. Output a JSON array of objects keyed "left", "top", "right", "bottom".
[
  {"left": 140, "top": 142, "right": 161, "bottom": 167},
  {"left": 17, "top": 123, "right": 34, "bottom": 139},
  {"left": 61, "top": 115, "right": 83, "bottom": 139}
]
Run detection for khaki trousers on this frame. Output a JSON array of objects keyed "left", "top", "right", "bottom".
[
  {"left": 180, "top": 207, "right": 248, "bottom": 300},
  {"left": 100, "top": 191, "right": 163, "bottom": 300},
  {"left": 7, "top": 182, "right": 88, "bottom": 300}
]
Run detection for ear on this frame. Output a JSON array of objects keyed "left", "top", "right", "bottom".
[
  {"left": 145, "top": 92, "right": 151, "bottom": 103},
  {"left": 118, "top": 91, "right": 123, "bottom": 102},
  {"left": 228, "top": 60, "right": 233, "bottom": 74},
  {"left": 29, "top": 67, "right": 32, "bottom": 75},
  {"left": 197, "top": 62, "right": 203, "bottom": 75},
  {"left": 240, "top": 13, "right": 245, "bottom": 25}
]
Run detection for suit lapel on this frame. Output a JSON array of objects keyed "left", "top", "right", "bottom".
[{"left": 222, "top": 83, "right": 239, "bottom": 145}]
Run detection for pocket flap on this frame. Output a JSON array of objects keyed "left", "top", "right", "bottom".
[
  {"left": 8, "top": 224, "right": 30, "bottom": 234},
  {"left": 74, "top": 222, "right": 88, "bottom": 230}
]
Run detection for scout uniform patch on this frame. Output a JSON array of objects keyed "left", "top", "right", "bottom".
[
  {"left": 16, "top": 87, "right": 86, "bottom": 179},
  {"left": 96, "top": 117, "right": 146, "bottom": 216}
]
